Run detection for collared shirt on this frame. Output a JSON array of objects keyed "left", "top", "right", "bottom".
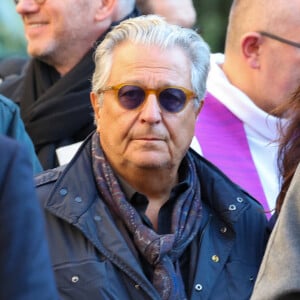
[{"left": 118, "top": 158, "right": 190, "bottom": 233}]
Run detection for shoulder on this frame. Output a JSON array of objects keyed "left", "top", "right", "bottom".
[
  {"left": 189, "top": 147, "right": 244, "bottom": 192},
  {"left": 0, "top": 57, "right": 28, "bottom": 102},
  {"left": 35, "top": 166, "right": 66, "bottom": 207},
  {"left": 189, "top": 148, "right": 267, "bottom": 221},
  {"left": 35, "top": 165, "right": 66, "bottom": 187},
  {"left": 0, "top": 56, "right": 28, "bottom": 82}
]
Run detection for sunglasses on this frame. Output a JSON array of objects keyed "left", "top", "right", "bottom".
[{"left": 97, "top": 83, "right": 197, "bottom": 113}]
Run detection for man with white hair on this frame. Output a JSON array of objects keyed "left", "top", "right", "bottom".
[{"left": 36, "top": 15, "right": 268, "bottom": 300}]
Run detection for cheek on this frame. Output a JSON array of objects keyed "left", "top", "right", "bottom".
[
  {"left": 170, "top": 111, "right": 197, "bottom": 144},
  {"left": 98, "top": 108, "right": 129, "bottom": 142},
  {"left": 97, "top": 109, "right": 112, "bottom": 133}
]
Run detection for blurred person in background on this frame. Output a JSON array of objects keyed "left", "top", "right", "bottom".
[
  {"left": 136, "top": 0, "right": 196, "bottom": 28},
  {"left": 251, "top": 85, "right": 300, "bottom": 299},
  {"left": 0, "top": 93, "right": 42, "bottom": 173},
  {"left": 193, "top": 0, "right": 299, "bottom": 217},
  {"left": 0, "top": 134, "right": 58, "bottom": 300},
  {"left": 0, "top": 0, "right": 139, "bottom": 170}
]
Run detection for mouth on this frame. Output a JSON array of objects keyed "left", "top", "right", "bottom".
[
  {"left": 23, "top": 20, "right": 49, "bottom": 38},
  {"left": 135, "top": 136, "right": 164, "bottom": 141},
  {"left": 25, "top": 21, "right": 48, "bottom": 27},
  {"left": 23, "top": 15, "right": 48, "bottom": 27}
]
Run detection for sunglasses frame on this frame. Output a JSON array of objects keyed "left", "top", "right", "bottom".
[{"left": 97, "top": 83, "right": 197, "bottom": 113}]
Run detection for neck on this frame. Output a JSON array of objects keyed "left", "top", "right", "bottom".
[
  {"left": 39, "top": 37, "right": 96, "bottom": 76},
  {"left": 54, "top": 49, "right": 89, "bottom": 76},
  {"left": 122, "top": 167, "right": 178, "bottom": 231},
  {"left": 119, "top": 166, "right": 178, "bottom": 205}
]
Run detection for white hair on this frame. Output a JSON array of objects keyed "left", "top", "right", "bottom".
[{"left": 92, "top": 14, "right": 210, "bottom": 107}]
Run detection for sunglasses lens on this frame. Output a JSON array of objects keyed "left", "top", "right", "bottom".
[
  {"left": 159, "top": 88, "right": 186, "bottom": 113},
  {"left": 118, "top": 85, "right": 145, "bottom": 109}
]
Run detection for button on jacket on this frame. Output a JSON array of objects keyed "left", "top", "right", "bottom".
[{"left": 36, "top": 134, "right": 268, "bottom": 300}]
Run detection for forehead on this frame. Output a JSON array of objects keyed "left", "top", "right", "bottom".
[{"left": 107, "top": 41, "right": 192, "bottom": 86}]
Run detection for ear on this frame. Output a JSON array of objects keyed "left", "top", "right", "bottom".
[
  {"left": 94, "top": 0, "right": 117, "bottom": 22},
  {"left": 196, "top": 100, "right": 204, "bottom": 116},
  {"left": 241, "top": 32, "right": 263, "bottom": 69},
  {"left": 90, "top": 92, "right": 101, "bottom": 131}
]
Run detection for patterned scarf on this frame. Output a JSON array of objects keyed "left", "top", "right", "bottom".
[{"left": 91, "top": 133, "right": 202, "bottom": 299}]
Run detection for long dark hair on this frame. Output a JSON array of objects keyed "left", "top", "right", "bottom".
[{"left": 276, "top": 86, "right": 300, "bottom": 213}]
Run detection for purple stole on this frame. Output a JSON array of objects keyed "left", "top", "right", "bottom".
[{"left": 195, "top": 92, "right": 270, "bottom": 215}]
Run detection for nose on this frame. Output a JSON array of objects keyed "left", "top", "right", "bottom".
[
  {"left": 16, "top": 0, "right": 41, "bottom": 14},
  {"left": 139, "top": 93, "right": 162, "bottom": 124}
]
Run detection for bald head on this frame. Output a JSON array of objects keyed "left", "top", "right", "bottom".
[
  {"left": 225, "top": 0, "right": 300, "bottom": 53},
  {"left": 222, "top": 0, "right": 300, "bottom": 114}
]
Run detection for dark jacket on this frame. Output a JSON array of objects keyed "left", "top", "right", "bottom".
[
  {"left": 0, "top": 94, "right": 42, "bottom": 174},
  {"left": 36, "top": 134, "right": 268, "bottom": 300},
  {"left": 0, "top": 135, "right": 58, "bottom": 300}
]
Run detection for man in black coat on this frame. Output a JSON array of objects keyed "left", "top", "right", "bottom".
[{"left": 0, "top": 0, "right": 138, "bottom": 169}]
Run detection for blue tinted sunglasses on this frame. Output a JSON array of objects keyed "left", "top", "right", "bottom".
[{"left": 97, "top": 83, "right": 197, "bottom": 113}]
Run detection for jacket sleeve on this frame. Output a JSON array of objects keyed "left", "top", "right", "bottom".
[
  {"left": 251, "top": 163, "right": 300, "bottom": 300},
  {"left": 0, "top": 94, "right": 42, "bottom": 174},
  {"left": 0, "top": 136, "right": 58, "bottom": 300}
]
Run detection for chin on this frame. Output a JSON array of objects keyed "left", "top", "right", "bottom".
[
  {"left": 28, "top": 41, "right": 56, "bottom": 60},
  {"left": 27, "top": 46, "right": 45, "bottom": 58},
  {"left": 133, "top": 157, "right": 173, "bottom": 170}
]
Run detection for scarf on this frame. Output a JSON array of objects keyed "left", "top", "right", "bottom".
[
  {"left": 19, "top": 47, "right": 96, "bottom": 170},
  {"left": 91, "top": 133, "right": 202, "bottom": 300}
]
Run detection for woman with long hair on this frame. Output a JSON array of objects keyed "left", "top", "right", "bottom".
[{"left": 251, "top": 85, "right": 300, "bottom": 299}]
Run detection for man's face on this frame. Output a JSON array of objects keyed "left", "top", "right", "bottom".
[
  {"left": 91, "top": 42, "right": 201, "bottom": 173},
  {"left": 258, "top": 33, "right": 300, "bottom": 114},
  {"left": 246, "top": 0, "right": 300, "bottom": 114},
  {"left": 16, "top": 0, "right": 98, "bottom": 67}
]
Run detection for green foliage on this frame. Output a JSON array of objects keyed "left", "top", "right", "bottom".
[{"left": 193, "top": 0, "right": 232, "bottom": 53}]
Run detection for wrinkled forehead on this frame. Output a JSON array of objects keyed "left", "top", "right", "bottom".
[{"left": 107, "top": 41, "right": 192, "bottom": 87}]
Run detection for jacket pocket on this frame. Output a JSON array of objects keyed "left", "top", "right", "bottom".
[{"left": 54, "top": 259, "right": 132, "bottom": 300}]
